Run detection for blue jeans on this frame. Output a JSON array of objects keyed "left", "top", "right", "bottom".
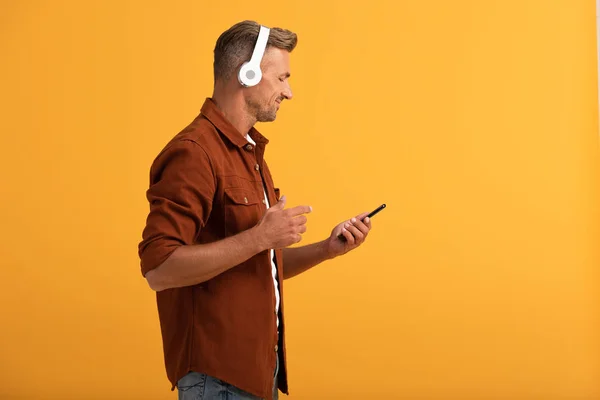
[{"left": 177, "top": 356, "right": 279, "bottom": 400}]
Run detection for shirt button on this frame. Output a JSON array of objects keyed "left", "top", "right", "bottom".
[
  {"left": 245, "top": 144, "right": 253, "bottom": 151},
  {"left": 275, "top": 345, "right": 278, "bottom": 352},
  {"left": 254, "top": 164, "right": 260, "bottom": 171},
  {"left": 262, "top": 199, "right": 266, "bottom": 204}
]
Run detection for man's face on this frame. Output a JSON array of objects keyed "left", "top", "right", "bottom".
[{"left": 244, "top": 47, "right": 293, "bottom": 122}]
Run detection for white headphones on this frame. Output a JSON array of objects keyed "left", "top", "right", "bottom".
[{"left": 238, "top": 25, "right": 270, "bottom": 87}]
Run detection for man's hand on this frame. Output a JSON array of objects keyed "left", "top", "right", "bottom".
[
  {"left": 325, "top": 211, "right": 372, "bottom": 258},
  {"left": 254, "top": 196, "right": 312, "bottom": 250}
]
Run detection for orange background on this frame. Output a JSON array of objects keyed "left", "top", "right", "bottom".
[{"left": 1, "top": 1, "right": 599, "bottom": 399}]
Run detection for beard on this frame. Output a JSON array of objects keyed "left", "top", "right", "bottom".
[
  {"left": 256, "top": 107, "right": 277, "bottom": 122},
  {"left": 245, "top": 97, "right": 278, "bottom": 122}
]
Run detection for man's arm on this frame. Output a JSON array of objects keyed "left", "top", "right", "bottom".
[
  {"left": 282, "top": 241, "right": 332, "bottom": 279},
  {"left": 145, "top": 226, "right": 263, "bottom": 291},
  {"left": 145, "top": 197, "right": 311, "bottom": 291}
]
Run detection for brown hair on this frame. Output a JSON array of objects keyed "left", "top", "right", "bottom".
[{"left": 213, "top": 20, "right": 298, "bottom": 82}]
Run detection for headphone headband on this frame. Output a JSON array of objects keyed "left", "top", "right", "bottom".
[{"left": 249, "top": 26, "right": 270, "bottom": 68}]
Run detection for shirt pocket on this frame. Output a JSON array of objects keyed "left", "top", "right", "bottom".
[{"left": 223, "top": 188, "right": 263, "bottom": 237}]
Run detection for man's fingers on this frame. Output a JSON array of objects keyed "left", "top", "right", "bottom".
[
  {"left": 295, "top": 215, "right": 308, "bottom": 226},
  {"left": 356, "top": 211, "right": 370, "bottom": 221},
  {"left": 341, "top": 226, "right": 355, "bottom": 244},
  {"left": 346, "top": 224, "right": 364, "bottom": 242},
  {"left": 274, "top": 195, "right": 287, "bottom": 209},
  {"left": 350, "top": 217, "right": 369, "bottom": 235},
  {"left": 353, "top": 211, "right": 373, "bottom": 231},
  {"left": 286, "top": 205, "right": 312, "bottom": 217}
]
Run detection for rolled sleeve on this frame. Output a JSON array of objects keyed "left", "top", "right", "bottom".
[{"left": 138, "top": 139, "right": 215, "bottom": 276}]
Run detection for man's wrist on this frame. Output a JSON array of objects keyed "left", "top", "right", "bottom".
[
  {"left": 244, "top": 225, "right": 267, "bottom": 254},
  {"left": 319, "top": 238, "right": 336, "bottom": 261}
]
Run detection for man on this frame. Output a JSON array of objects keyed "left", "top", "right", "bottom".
[{"left": 138, "top": 20, "right": 374, "bottom": 400}]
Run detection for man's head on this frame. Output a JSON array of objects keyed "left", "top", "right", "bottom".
[{"left": 213, "top": 20, "right": 297, "bottom": 122}]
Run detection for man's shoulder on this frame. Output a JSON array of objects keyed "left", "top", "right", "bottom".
[
  {"left": 173, "top": 114, "right": 223, "bottom": 149},
  {"left": 157, "top": 115, "right": 226, "bottom": 157},
  {"left": 148, "top": 115, "right": 225, "bottom": 173}
]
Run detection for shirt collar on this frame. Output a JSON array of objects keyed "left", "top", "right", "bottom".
[{"left": 200, "top": 97, "right": 269, "bottom": 148}]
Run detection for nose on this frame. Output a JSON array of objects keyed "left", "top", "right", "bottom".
[{"left": 282, "top": 83, "right": 293, "bottom": 100}]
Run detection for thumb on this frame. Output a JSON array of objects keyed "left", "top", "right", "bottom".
[{"left": 274, "top": 195, "right": 286, "bottom": 209}]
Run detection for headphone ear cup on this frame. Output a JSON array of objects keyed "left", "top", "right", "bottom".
[
  {"left": 249, "top": 67, "right": 262, "bottom": 84},
  {"left": 238, "top": 62, "right": 248, "bottom": 86},
  {"left": 238, "top": 62, "right": 262, "bottom": 87}
]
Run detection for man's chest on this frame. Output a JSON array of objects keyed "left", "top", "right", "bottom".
[{"left": 209, "top": 148, "right": 278, "bottom": 238}]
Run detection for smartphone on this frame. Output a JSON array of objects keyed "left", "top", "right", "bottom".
[{"left": 337, "top": 203, "right": 386, "bottom": 242}]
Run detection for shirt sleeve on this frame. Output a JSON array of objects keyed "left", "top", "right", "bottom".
[{"left": 138, "top": 139, "right": 216, "bottom": 276}]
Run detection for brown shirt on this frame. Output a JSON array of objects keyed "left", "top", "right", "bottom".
[{"left": 138, "top": 98, "right": 288, "bottom": 399}]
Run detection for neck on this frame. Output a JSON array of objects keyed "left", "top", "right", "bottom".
[{"left": 211, "top": 80, "right": 256, "bottom": 137}]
